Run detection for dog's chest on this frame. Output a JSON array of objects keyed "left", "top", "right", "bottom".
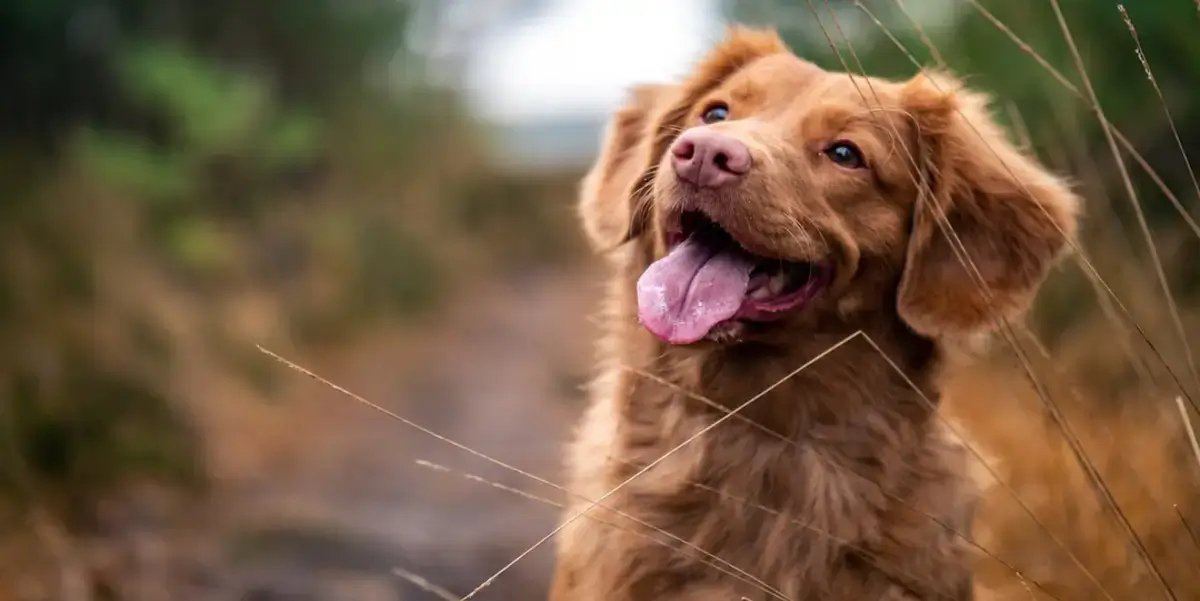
[{"left": 615, "top": 426, "right": 890, "bottom": 594}]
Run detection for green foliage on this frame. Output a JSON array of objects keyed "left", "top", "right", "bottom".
[
  {"left": 0, "top": 0, "right": 583, "bottom": 548},
  {"left": 1, "top": 357, "right": 205, "bottom": 528},
  {"left": 80, "top": 128, "right": 193, "bottom": 201},
  {"left": 0, "top": 0, "right": 440, "bottom": 540},
  {"left": 448, "top": 170, "right": 584, "bottom": 266},
  {"left": 106, "top": 43, "right": 320, "bottom": 180},
  {"left": 354, "top": 221, "right": 443, "bottom": 317},
  {"left": 79, "top": 42, "right": 324, "bottom": 280}
]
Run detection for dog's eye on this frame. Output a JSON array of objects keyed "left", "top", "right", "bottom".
[
  {"left": 824, "top": 142, "right": 865, "bottom": 169},
  {"left": 701, "top": 103, "right": 730, "bottom": 124}
]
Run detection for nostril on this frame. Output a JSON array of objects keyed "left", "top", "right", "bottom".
[
  {"left": 672, "top": 140, "right": 696, "bottom": 160},
  {"left": 719, "top": 143, "right": 751, "bottom": 175},
  {"left": 712, "top": 152, "right": 730, "bottom": 172}
]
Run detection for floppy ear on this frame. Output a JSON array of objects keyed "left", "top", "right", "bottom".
[
  {"left": 578, "top": 26, "right": 790, "bottom": 253},
  {"left": 577, "top": 83, "right": 673, "bottom": 252},
  {"left": 896, "top": 72, "right": 1081, "bottom": 338}
]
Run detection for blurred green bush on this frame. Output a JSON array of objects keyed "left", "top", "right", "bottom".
[{"left": 0, "top": 0, "right": 585, "bottom": 551}]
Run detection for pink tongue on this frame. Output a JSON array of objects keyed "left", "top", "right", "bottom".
[{"left": 636, "top": 235, "right": 756, "bottom": 344}]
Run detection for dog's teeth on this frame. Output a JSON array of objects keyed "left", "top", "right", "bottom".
[
  {"left": 750, "top": 286, "right": 772, "bottom": 300},
  {"left": 767, "top": 273, "right": 787, "bottom": 295}
]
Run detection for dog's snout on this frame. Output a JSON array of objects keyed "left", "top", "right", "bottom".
[{"left": 670, "top": 129, "right": 751, "bottom": 188}]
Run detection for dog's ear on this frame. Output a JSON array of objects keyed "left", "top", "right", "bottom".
[
  {"left": 578, "top": 26, "right": 789, "bottom": 253},
  {"left": 896, "top": 72, "right": 1081, "bottom": 338},
  {"left": 577, "top": 83, "right": 673, "bottom": 252}
]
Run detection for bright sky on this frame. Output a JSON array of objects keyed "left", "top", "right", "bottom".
[{"left": 465, "top": 0, "right": 719, "bottom": 124}]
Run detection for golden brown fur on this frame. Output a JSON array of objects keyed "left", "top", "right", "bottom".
[{"left": 553, "top": 27, "right": 1079, "bottom": 601}]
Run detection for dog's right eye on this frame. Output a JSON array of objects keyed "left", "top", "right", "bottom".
[
  {"left": 701, "top": 103, "right": 730, "bottom": 124},
  {"left": 824, "top": 141, "right": 866, "bottom": 169}
]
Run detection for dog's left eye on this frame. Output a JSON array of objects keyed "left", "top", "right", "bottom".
[{"left": 824, "top": 142, "right": 865, "bottom": 169}]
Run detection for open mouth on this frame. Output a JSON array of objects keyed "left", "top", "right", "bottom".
[{"left": 636, "top": 210, "right": 833, "bottom": 345}]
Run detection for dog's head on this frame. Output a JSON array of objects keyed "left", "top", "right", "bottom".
[{"left": 580, "top": 27, "right": 1079, "bottom": 347}]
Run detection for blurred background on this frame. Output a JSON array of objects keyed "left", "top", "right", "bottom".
[{"left": 2, "top": 0, "right": 1199, "bottom": 599}]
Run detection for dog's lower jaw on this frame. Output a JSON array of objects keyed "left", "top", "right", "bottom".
[{"left": 703, "top": 321, "right": 744, "bottom": 344}]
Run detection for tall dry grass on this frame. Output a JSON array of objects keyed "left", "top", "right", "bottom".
[{"left": 944, "top": 313, "right": 1200, "bottom": 600}]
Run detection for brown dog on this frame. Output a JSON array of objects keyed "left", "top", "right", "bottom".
[{"left": 551, "top": 26, "right": 1078, "bottom": 601}]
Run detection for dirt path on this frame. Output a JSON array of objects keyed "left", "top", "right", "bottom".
[{"left": 209, "top": 264, "right": 604, "bottom": 600}]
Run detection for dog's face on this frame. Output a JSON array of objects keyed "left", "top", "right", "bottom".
[{"left": 580, "top": 27, "right": 1079, "bottom": 347}]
